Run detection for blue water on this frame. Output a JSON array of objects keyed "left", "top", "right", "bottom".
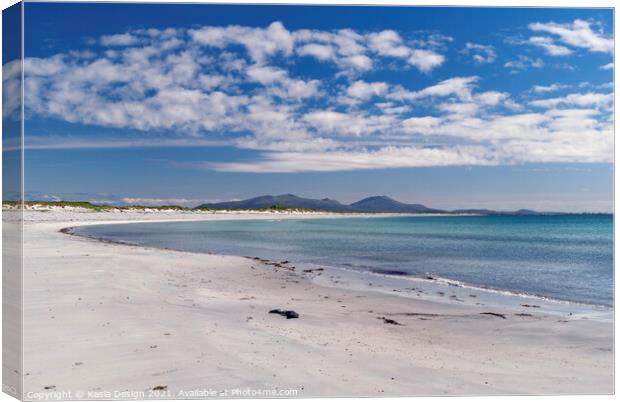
[{"left": 74, "top": 215, "right": 613, "bottom": 307}]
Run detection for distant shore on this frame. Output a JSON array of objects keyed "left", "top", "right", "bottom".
[
  {"left": 18, "top": 207, "right": 613, "bottom": 397},
  {"left": 4, "top": 200, "right": 612, "bottom": 216}
]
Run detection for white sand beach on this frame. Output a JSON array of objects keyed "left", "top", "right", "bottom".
[{"left": 17, "top": 208, "right": 613, "bottom": 398}]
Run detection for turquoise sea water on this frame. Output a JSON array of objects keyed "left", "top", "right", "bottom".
[{"left": 74, "top": 215, "right": 613, "bottom": 307}]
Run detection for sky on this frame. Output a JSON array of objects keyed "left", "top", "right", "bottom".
[{"left": 3, "top": 3, "right": 614, "bottom": 211}]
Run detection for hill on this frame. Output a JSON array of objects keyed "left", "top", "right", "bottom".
[
  {"left": 198, "top": 194, "right": 442, "bottom": 213},
  {"left": 350, "top": 196, "right": 443, "bottom": 213}
]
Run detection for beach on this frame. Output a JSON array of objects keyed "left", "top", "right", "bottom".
[{"left": 19, "top": 208, "right": 613, "bottom": 398}]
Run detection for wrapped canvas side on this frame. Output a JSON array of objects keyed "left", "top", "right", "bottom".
[{"left": 3, "top": 2, "right": 24, "bottom": 400}]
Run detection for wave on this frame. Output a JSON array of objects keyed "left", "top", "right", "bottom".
[{"left": 327, "top": 263, "right": 612, "bottom": 309}]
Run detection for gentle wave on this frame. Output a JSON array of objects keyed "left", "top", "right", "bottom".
[{"left": 329, "top": 263, "right": 612, "bottom": 309}]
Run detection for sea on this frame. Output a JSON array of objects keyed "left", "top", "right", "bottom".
[{"left": 74, "top": 214, "right": 613, "bottom": 319}]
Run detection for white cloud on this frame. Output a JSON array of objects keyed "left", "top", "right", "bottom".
[
  {"left": 246, "top": 65, "right": 287, "bottom": 85},
  {"left": 408, "top": 49, "right": 445, "bottom": 73},
  {"left": 297, "top": 43, "right": 335, "bottom": 61},
  {"left": 346, "top": 80, "right": 389, "bottom": 100},
  {"left": 294, "top": 27, "right": 445, "bottom": 73},
  {"left": 530, "top": 92, "right": 613, "bottom": 109},
  {"left": 303, "top": 110, "right": 395, "bottom": 137},
  {"left": 461, "top": 42, "right": 496, "bottom": 64},
  {"left": 504, "top": 55, "right": 544, "bottom": 73},
  {"left": 531, "top": 83, "right": 567, "bottom": 93},
  {"left": 527, "top": 36, "right": 572, "bottom": 56},
  {"left": 189, "top": 21, "right": 294, "bottom": 63},
  {"left": 392, "top": 76, "right": 479, "bottom": 101},
  {"left": 367, "top": 30, "right": 410, "bottom": 58},
  {"left": 100, "top": 33, "right": 139, "bottom": 46},
  {"left": 600, "top": 62, "right": 614, "bottom": 70},
  {"left": 343, "top": 54, "right": 373, "bottom": 71},
  {"left": 529, "top": 19, "right": 613, "bottom": 54},
  {"left": 401, "top": 116, "right": 442, "bottom": 134},
  {"left": 2, "top": 60, "right": 22, "bottom": 120},
  {"left": 208, "top": 145, "right": 497, "bottom": 173},
  {"left": 17, "top": 20, "right": 613, "bottom": 173}
]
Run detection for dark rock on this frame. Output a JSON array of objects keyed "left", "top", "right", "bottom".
[
  {"left": 378, "top": 316, "right": 404, "bottom": 326},
  {"left": 480, "top": 312, "right": 506, "bottom": 319},
  {"left": 371, "top": 269, "right": 409, "bottom": 276},
  {"left": 269, "top": 309, "right": 299, "bottom": 319},
  {"left": 302, "top": 268, "right": 324, "bottom": 273}
]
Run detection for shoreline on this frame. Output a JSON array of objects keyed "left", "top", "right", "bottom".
[
  {"left": 66, "top": 214, "right": 613, "bottom": 321},
  {"left": 20, "top": 209, "right": 613, "bottom": 397}
]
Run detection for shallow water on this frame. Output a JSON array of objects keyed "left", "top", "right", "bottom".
[{"left": 74, "top": 214, "right": 613, "bottom": 309}]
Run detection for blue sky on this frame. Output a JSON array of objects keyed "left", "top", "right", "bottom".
[{"left": 5, "top": 4, "right": 613, "bottom": 211}]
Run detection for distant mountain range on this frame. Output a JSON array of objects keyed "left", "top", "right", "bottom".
[{"left": 197, "top": 194, "right": 560, "bottom": 215}]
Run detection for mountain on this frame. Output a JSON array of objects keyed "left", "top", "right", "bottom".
[
  {"left": 197, "top": 194, "right": 352, "bottom": 211},
  {"left": 197, "top": 194, "right": 441, "bottom": 213},
  {"left": 196, "top": 194, "right": 564, "bottom": 215},
  {"left": 349, "top": 196, "right": 443, "bottom": 213}
]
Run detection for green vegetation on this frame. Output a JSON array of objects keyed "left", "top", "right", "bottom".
[
  {"left": 4, "top": 200, "right": 114, "bottom": 212},
  {"left": 3, "top": 201, "right": 192, "bottom": 212}
]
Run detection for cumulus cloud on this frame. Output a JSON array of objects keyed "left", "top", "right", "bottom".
[
  {"left": 529, "top": 92, "right": 613, "bottom": 109},
  {"left": 189, "top": 21, "right": 294, "bottom": 64},
  {"left": 408, "top": 49, "right": 445, "bottom": 73},
  {"left": 531, "top": 83, "right": 567, "bottom": 93},
  {"left": 527, "top": 36, "right": 572, "bottom": 56},
  {"left": 346, "top": 80, "right": 389, "bottom": 100},
  {"left": 366, "top": 30, "right": 445, "bottom": 72},
  {"left": 367, "top": 30, "right": 411, "bottom": 58},
  {"left": 528, "top": 19, "right": 613, "bottom": 54},
  {"left": 461, "top": 42, "right": 496, "bottom": 64},
  {"left": 100, "top": 33, "right": 140, "bottom": 46},
  {"left": 391, "top": 76, "right": 479, "bottom": 101},
  {"left": 297, "top": 43, "right": 335, "bottom": 61},
  {"left": 600, "top": 62, "right": 614, "bottom": 70},
  {"left": 11, "top": 19, "right": 613, "bottom": 173},
  {"left": 504, "top": 55, "right": 544, "bottom": 73}
]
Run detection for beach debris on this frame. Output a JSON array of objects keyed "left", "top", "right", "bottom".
[
  {"left": 520, "top": 304, "right": 540, "bottom": 308},
  {"left": 387, "top": 312, "right": 439, "bottom": 318},
  {"left": 44, "top": 386, "right": 56, "bottom": 390},
  {"left": 372, "top": 269, "right": 409, "bottom": 276},
  {"left": 378, "top": 316, "right": 404, "bottom": 326},
  {"left": 480, "top": 312, "right": 506, "bottom": 319},
  {"left": 302, "top": 268, "right": 324, "bottom": 273},
  {"left": 152, "top": 385, "right": 167, "bottom": 391},
  {"left": 425, "top": 275, "right": 435, "bottom": 280},
  {"left": 269, "top": 309, "right": 299, "bottom": 319},
  {"left": 514, "top": 313, "right": 533, "bottom": 317}
]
